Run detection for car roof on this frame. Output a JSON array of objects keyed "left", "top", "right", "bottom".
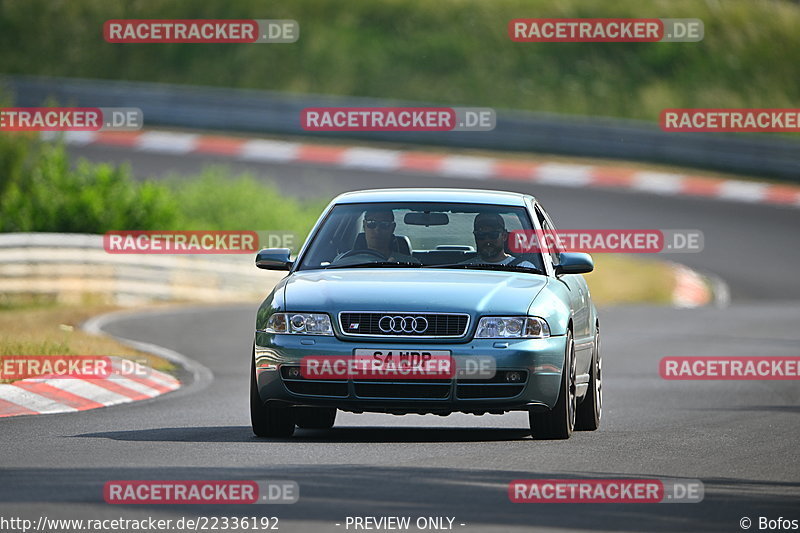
[{"left": 332, "top": 188, "right": 534, "bottom": 207}]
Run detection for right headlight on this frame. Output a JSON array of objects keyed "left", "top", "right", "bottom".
[
  {"left": 263, "top": 313, "right": 333, "bottom": 335},
  {"left": 475, "top": 316, "right": 551, "bottom": 339}
]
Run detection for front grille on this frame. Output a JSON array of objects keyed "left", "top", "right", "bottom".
[
  {"left": 283, "top": 380, "right": 348, "bottom": 397},
  {"left": 353, "top": 381, "right": 450, "bottom": 399},
  {"left": 281, "top": 365, "right": 348, "bottom": 397},
  {"left": 456, "top": 370, "right": 528, "bottom": 399},
  {"left": 458, "top": 370, "right": 529, "bottom": 384},
  {"left": 456, "top": 384, "right": 525, "bottom": 399},
  {"left": 282, "top": 362, "right": 527, "bottom": 400},
  {"left": 339, "top": 312, "right": 469, "bottom": 337}
]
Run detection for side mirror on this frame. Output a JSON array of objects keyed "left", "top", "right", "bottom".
[
  {"left": 555, "top": 252, "right": 594, "bottom": 275},
  {"left": 255, "top": 248, "right": 292, "bottom": 271}
]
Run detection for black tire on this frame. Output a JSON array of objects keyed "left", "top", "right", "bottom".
[
  {"left": 250, "top": 357, "right": 295, "bottom": 438},
  {"left": 294, "top": 407, "right": 337, "bottom": 429},
  {"left": 575, "top": 326, "right": 602, "bottom": 431},
  {"left": 529, "top": 330, "right": 576, "bottom": 440}
]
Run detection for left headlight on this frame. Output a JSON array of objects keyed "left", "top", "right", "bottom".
[
  {"left": 263, "top": 313, "right": 333, "bottom": 335},
  {"left": 475, "top": 316, "right": 551, "bottom": 339}
]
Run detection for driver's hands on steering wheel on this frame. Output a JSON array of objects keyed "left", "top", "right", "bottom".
[
  {"left": 335, "top": 249, "right": 388, "bottom": 262},
  {"left": 333, "top": 248, "right": 421, "bottom": 265}
]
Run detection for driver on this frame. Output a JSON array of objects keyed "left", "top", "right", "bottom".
[
  {"left": 462, "top": 213, "right": 535, "bottom": 268},
  {"left": 363, "top": 209, "right": 398, "bottom": 258},
  {"left": 340, "top": 209, "right": 419, "bottom": 263}
]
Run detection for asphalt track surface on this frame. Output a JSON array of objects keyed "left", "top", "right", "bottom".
[{"left": 1, "top": 144, "right": 798, "bottom": 532}]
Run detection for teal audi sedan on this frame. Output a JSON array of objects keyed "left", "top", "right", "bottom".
[{"left": 251, "top": 188, "right": 601, "bottom": 440}]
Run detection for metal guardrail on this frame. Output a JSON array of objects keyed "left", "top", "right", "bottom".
[
  {"left": 2, "top": 75, "right": 798, "bottom": 180},
  {"left": 0, "top": 233, "right": 282, "bottom": 305}
]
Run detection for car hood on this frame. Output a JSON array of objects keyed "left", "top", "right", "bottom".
[{"left": 282, "top": 268, "right": 547, "bottom": 315}]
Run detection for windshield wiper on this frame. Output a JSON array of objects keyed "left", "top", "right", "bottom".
[
  {"left": 323, "top": 261, "right": 423, "bottom": 269},
  {"left": 425, "top": 263, "right": 544, "bottom": 274}
]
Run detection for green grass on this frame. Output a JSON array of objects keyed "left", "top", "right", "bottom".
[{"left": 1, "top": 0, "right": 798, "bottom": 122}]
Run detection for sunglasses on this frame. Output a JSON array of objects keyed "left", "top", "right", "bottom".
[
  {"left": 364, "top": 220, "right": 394, "bottom": 230},
  {"left": 474, "top": 230, "right": 503, "bottom": 240}
]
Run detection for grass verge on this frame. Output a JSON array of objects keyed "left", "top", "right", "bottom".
[
  {"left": 585, "top": 254, "right": 675, "bottom": 306},
  {"left": 0, "top": 299, "right": 176, "bottom": 384}
]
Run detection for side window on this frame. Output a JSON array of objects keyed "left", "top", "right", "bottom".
[{"left": 535, "top": 205, "right": 560, "bottom": 267}]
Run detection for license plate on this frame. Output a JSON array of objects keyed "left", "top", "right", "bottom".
[{"left": 353, "top": 349, "right": 452, "bottom": 376}]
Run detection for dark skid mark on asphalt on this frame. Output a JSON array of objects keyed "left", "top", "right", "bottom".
[{"left": 75, "top": 426, "right": 534, "bottom": 443}]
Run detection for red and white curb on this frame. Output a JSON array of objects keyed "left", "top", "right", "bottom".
[
  {"left": 48, "top": 129, "right": 800, "bottom": 209},
  {"left": 0, "top": 357, "right": 179, "bottom": 418},
  {"left": 670, "top": 263, "right": 728, "bottom": 308}
]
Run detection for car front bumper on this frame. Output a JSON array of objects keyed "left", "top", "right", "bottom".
[{"left": 253, "top": 332, "right": 567, "bottom": 414}]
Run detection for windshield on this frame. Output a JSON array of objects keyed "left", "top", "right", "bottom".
[{"left": 296, "top": 202, "right": 544, "bottom": 272}]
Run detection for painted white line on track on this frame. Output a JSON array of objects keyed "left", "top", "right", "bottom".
[
  {"left": 104, "top": 377, "right": 162, "bottom": 397},
  {"left": 136, "top": 132, "right": 199, "bottom": 154},
  {"left": 631, "top": 172, "right": 687, "bottom": 195},
  {"left": 341, "top": 147, "right": 401, "bottom": 170},
  {"left": 535, "top": 163, "right": 594, "bottom": 187},
  {"left": 44, "top": 379, "right": 133, "bottom": 405},
  {"left": 0, "top": 387, "right": 77, "bottom": 414},
  {"left": 717, "top": 180, "right": 769, "bottom": 202},
  {"left": 439, "top": 156, "right": 494, "bottom": 179},
  {"left": 239, "top": 139, "right": 300, "bottom": 162}
]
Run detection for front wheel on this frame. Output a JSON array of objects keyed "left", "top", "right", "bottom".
[
  {"left": 529, "top": 331, "right": 576, "bottom": 440},
  {"left": 250, "top": 357, "right": 295, "bottom": 438},
  {"left": 575, "top": 326, "right": 602, "bottom": 431}
]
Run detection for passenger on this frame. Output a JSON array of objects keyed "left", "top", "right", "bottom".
[{"left": 463, "top": 213, "right": 536, "bottom": 268}]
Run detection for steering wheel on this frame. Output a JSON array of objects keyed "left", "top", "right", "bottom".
[{"left": 336, "top": 249, "right": 388, "bottom": 261}]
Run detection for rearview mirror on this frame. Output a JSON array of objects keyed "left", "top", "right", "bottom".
[
  {"left": 404, "top": 212, "right": 449, "bottom": 226},
  {"left": 255, "top": 248, "right": 293, "bottom": 270},
  {"left": 555, "top": 252, "right": 594, "bottom": 275}
]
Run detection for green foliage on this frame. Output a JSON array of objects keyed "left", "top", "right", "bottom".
[
  {"left": 168, "top": 168, "right": 328, "bottom": 237},
  {"left": 0, "top": 134, "right": 325, "bottom": 238},
  {"left": 1, "top": 0, "right": 798, "bottom": 121},
  {"left": 0, "top": 131, "right": 33, "bottom": 201},
  {"left": 0, "top": 142, "right": 177, "bottom": 232}
]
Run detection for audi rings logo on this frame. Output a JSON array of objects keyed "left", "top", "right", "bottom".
[{"left": 378, "top": 315, "right": 429, "bottom": 334}]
